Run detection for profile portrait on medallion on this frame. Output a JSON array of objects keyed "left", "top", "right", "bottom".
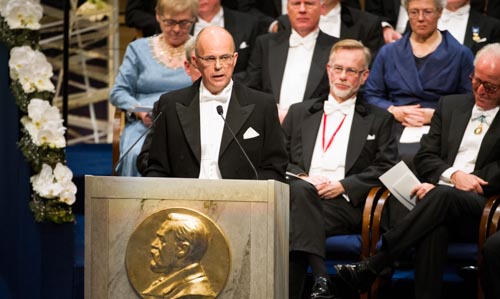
[{"left": 126, "top": 208, "right": 231, "bottom": 299}]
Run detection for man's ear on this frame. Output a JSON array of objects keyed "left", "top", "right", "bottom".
[{"left": 176, "top": 241, "right": 191, "bottom": 258}]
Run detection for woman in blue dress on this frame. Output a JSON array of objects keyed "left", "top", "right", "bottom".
[
  {"left": 110, "top": 0, "right": 198, "bottom": 176},
  {"left": 365, "top": 0, "right": 474, "bottom": 162}
]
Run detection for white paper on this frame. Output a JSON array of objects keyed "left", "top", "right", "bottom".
[
  {"left": 379, "top": 161, "right": 421, "bottom": 210},
  {"left": 399, "top": 126, "right": 430, "bottom": 143},
  {"left": 130, "top": 105, "right": 153, "bottom": 113}
]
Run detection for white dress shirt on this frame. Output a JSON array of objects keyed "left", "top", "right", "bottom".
[
  {"left": 438, "top": 4, "right": 470, "bottom": 44},
  {"left": 319, "top": 3, "right": 341, "bottom": 38},
  {"left": 194, "top": 7, "right": 224, "bottom": 37},
  {"left": 395, "top": 4, "right": 409, "bottom": 34},
  {"left": 279, "top": 28, "right": 319, "bottom": 109},
  {"left": 309, "top": 96, "right": 356, "bottom": 181},
  {"left": 198, "top": 80, "right": 233, "bottom": 179},
  {"left": 439, "top": 105, "right": 499, "bottom": 184}
]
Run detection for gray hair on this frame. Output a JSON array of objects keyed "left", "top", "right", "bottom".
[
  {"left": 403, "top": 0, "right": 447, "bottom": 10},
  {"left": 185, "top": 36, "right": 196, "bottom": 64},
  {"left": 474, "top": 43, "right": 500, "bottom": 65}
]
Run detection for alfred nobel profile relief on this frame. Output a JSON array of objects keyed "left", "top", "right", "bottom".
[
  {"left": 126, "top": 208, "right": 230, "bottom": 299},
  {"left": 142, "top": 213, "right": 215, "bottom": 298}
]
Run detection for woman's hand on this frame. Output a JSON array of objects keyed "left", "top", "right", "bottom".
[
  {"left": 134, "top": 112, "right": 153, "bottom": 127},
  {"left": 389, "top": 105, "right": 434, "bottom": 127}
]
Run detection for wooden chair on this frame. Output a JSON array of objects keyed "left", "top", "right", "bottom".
[
  {"left": 477, "top": 194, "right": 500, "bottom": 298},
  {"left": 112, "top": 108, "right": 125, "bottom": 176},
  {"left": 322, "top": 186, "right": 386, "bottom": 299},
  {"left": 367, "top": 188, "right": 500, "bottom": 299}
]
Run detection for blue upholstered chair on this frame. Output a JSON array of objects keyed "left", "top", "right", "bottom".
[{"left": 320, "top": 186, "right": 387, "bottom": 299}]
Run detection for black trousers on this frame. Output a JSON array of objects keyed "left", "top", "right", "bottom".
[
  {"left": 289, "top": 179, "right": 363, "bottom": 258},
  {"left": 481, "top": 230, "right": 500, "bottom": 299},
  {"left": 381, "top": 185, "right": 486, "bottom": 299}
]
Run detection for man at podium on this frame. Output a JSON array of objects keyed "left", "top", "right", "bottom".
[{"left": 142, "top": 26, "right": 288, "bottom": 181}]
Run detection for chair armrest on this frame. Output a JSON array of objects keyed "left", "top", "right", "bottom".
[
  {"left": 479, "top": 194, "right": 500, "bottom": 249},
  {"left": 361, "top": 186, "right": 385, "bottom": 259},
  {"left": 112, "top": 108, "right": 125, "bottom": 176},
  {"left": 487, "top": 195, "right": 500, "bottom": 236},
  {"left": 370, "top": 188, "right": 391, "bottom": 256}
]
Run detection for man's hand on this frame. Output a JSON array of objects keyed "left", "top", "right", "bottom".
[
  {"left": 451, "top": 170, "right": 488, "bottom": 195},
  {"left": 383, "top": 26, "right": 402, "bottom": 43},
  {"left": 278, "top": 105, "right": 288, "bottom": 124},
  {"left": 134, "top": 112, "right": 153, "bottom": 127},
  {"left": 317, "top": 180, "right": 345, "bottom": 199},
  {"left": 411, "top": 183, "right": 436, "bottom": 201},
  {"left": 302, "top": 174, "right": 330, "bottom": 186}
]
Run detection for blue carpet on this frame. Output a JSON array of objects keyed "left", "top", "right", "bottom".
[{"left": 66, "top": 143, "right": 113, "bottom": 177}]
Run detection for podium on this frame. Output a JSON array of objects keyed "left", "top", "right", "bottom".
[{"left": 85, "top": 176, "right": 289, "bottom": 298}]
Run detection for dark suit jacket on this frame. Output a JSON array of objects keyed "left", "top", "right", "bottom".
[
  {"left": 464, "top": 9, "right": 500, "bottom": 54},
  {"left": 239, "top": 0, "right": 281, "bottom": 33},
  {"left": 414, "top": 94, "right": 500, "bottom": 197},
  {"left": 125, "top": 0, "right": 159, "bottom": 37},
  {"left": 471, "top": 0, "right": 500, "bottom": 19},
  {"left": 282, "top": 97, "right": 399, "bottom": 207},
  {"left": 191, "top": 8, "right": 259, "bottom": 74},
  {"left": 365, "top": 0, "right": 401, "bottom": 27},
  {"left": 144, "top": 80, "right": 288, "bottom": 181},
  {"left": 244, "top": 30, "right": 338, "bottom": 103},
  {"left": 277, "top": 5, "right": 385, "bottom": 57}
]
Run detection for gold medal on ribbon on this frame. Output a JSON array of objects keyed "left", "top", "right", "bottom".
[{"left": 474, "top": 123, "right": 483, "bottom": 135}]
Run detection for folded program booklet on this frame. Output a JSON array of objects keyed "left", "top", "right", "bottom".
[{"left": 379, "top": 161, "right": 421, "bottom": 210}]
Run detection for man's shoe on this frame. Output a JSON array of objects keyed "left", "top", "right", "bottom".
[
  {"left": 309, "top": 276, "right": 336, "bottom": 299},
  {"left": 334, "top": 261, "right": 377, "bottom": 293}
]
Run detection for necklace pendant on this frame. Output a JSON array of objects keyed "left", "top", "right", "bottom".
[{"left": 474, "top": 124, "right": 483, "bottom": 135}]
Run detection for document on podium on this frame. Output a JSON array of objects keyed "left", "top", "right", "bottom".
[{"left": 379, "top": 161, "right": 421, "bottom": 210}]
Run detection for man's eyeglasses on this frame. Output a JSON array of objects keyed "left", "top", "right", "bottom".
[
  {"left": 330, "top": 65, "right": 365, "bottom": 77},
  {"left": 407, "top": 9, "right": 439, "bottom": 19},
  {"left": 160, "top": 17, "right": 194, "bottom": 29},
  {"left": 196, "top": 54, "right": 235, "bottom": 66},
  {"left": 470, "top": 75, "right": 500, "bottom": 94}
]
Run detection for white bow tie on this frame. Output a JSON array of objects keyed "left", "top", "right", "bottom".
[
  {"left": 323, "top": 100, "right": 354, "bottom": 115},
  {"left": 441, "top": 7, "right": 468, "bottom": 22},
  {"left": 289, "top": 33, "right": 315, "bottom": 50},
  {"left": 200, "top": 92, "right": 229, "bottom": 103}
]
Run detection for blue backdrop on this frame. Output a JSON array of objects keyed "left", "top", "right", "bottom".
[{"left": 0, "top": 42, "right": 74, "bottom": 299}]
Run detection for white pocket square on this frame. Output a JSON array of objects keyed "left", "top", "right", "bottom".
[
  {"left": 243, "top": 127, "right": 260, "bottom": 139},
  {"left": 367, "top": 134, "right": 376, "bottom": 140},
  {"left": 239, "top": 41, "right": 249, "bottom": 49}
]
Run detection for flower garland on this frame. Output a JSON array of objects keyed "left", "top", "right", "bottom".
[{"left": 1, "top": 0, "right": 76, "bottom": 223}]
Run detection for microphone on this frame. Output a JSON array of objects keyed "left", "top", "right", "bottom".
[
  {"left": 114, "top": 111, "right": 163, "bottom": 173},
  {"left": 216, "top": 105, "right": 259, "bottom": 180}
]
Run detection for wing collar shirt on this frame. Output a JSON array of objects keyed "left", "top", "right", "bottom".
[
  {"left": 309, "top": 95, "right": 356, "bottom": 181},
  {"left": 319, "top": 3, "right": 341, "bottom": 38},
  {"left": 279, "top": 28, "right": 319, "bottom": 109},
  {"left": 438, "top": 4, "right": 470, "bottom": 44},
  {"left": 440, "top": 104, "right": 499, "bottom": 184},
  {"left": 198, "top": 80, "right": 233, "bottom": 179},
  {"left": 194, "top": 7, "right": 224, "bottom": 37}
]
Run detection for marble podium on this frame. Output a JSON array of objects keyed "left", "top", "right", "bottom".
[{"left": 85, "top": 176, "right": 289, "bottom": 299}]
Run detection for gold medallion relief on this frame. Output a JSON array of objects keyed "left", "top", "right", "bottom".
[{"left": 126, "top": 208, "right": 231, "bottom": 299}]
